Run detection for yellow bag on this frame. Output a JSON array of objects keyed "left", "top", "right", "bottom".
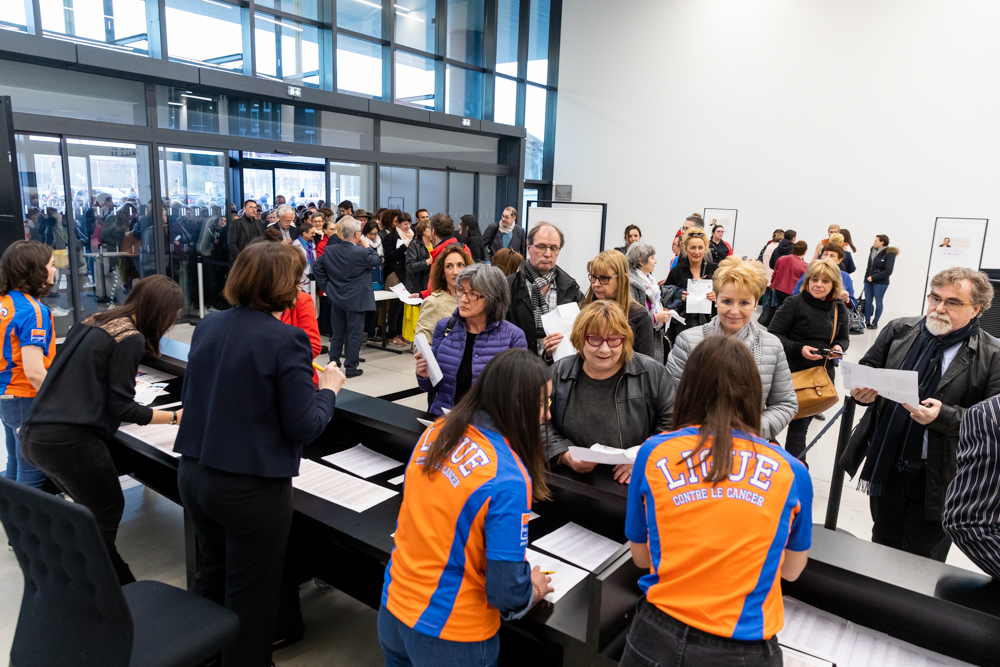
[
  {"left": 790, "top": 307, "right": 840, "bottom": 419},
  {"left": 402, "top": 304, "right": 420, "bottom": 341},
  {"left": 52, "top": 248, "right": 69, "bottom": 269}
]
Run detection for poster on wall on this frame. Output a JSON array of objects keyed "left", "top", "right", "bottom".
[
  {"left": 922, "top": 217, "right": 988, "bottom": 314},
  {"left": 703, "top": 208, "right": 738, "bottom": 254}
]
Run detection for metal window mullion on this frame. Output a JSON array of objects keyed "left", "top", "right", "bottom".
[
  {"left": 253, "top": 6, "right": 324, "bottom": 28},
  {"left": 324, "top": 0, "right": 336, "bottom": 91},
  {"left": 56, "top": 137, "right": 83, "bottom": 323},
  {"left": 547, "top": 0, "right": 560, "bottom": 89},
  {"left": 24, "top": 0, "right": 43, "bottom": 35},
  {"left": 383, "top": 0, "right": 394, "bottom": 101},
  {"left": 63, "top": 0, "right": 76, "bottom": 36},
  {"left": 244, "top": 0, "right": 257, "bottom": 78},
  {"left": 516, "top": 0, "right": 528, "bottom": 81},
  {"left": 103, "top": 0, "right": 115, "bottom": 43},
  {"left": 274, "top": 19, "right": 283, "bottom": 79},
  {"left": 435, "top": 0, "right": 447, "bottom": 112},
  {"left": 482, "top": 0, "right": 498, "bottom": 122},
  {"left": 144, "top": 0, "right": 167, "bottom": 59}
]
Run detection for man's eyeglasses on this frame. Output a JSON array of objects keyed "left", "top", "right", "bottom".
[
  {"left": 927, "top": 293, "right": 972, "bottom": 311},
  {"left": 588, "top": 273, "right": 616, "bottom": 285},
  {"left": 456, "top": 288, "right": 483, "bottom": 302},
  {"left": 585, "top": 335, "right": 625, "bottom": 349},
  {"left": 531, "top": 244, "right": 561, "bottom": 254}
]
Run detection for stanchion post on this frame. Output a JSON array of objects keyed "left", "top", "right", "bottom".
[
  {"left": 197, "top": 258, "right": 205, "bottom": 320},
  {"left": 824, "top": 396, "right": 857, "bottom": 530}
]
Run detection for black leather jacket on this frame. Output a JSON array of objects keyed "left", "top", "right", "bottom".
[
  {"left": 545, "top": 353, "right": 671, "bottom": 461},
  {"left": 841, "top": 316, "right": 1000, "bottom": 520}
]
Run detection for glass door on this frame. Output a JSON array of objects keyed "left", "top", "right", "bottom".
[
  {"left": 158, "top": 147, "right": 230, "bottom": 317},
  {"left": 243, "top": 168, "right": 275, "bottom": 209}
]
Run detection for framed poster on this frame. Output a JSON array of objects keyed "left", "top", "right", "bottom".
[
  {"left": 703, "top": 208, "right": 739, "bottom": 254},
  {"left": 922, "top": 217, "right": 989, "bottom": 314}
]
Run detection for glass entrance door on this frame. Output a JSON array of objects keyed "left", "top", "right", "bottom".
[{"left": 240, "top": 153, "right": 326, "bottom": 214}]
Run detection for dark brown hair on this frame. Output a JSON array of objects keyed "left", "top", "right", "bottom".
[
  {"left": 490, "top": 248, "right": 524, "bottom": 276},
  {"left": 420, "top": 348, "right": 551, "bottom": 500},
  {"left": 686, "top": 213, "right": 704, "bottom": 224},
  {"left": 379, "top": 208, "right": 400, "bottom": 233},
  {"left": 88, "top": 275, "right": 183, "bottom": 356},
  {"left": 876, "top": 234, "right": 890, "bottom": 247},
  {"left": 838, "top": 228, "right": 857, "bottom": 252},
  {"left": 223, "top": 241, "right": 305, "bottom": 313},
  {"left": 819, "top": 242, "right": 845, "bottom": 261},
  {"left": 792, "top": 240, "right": 808, "bottom": 257},
  {"left": 673, "top": 336, "right": 762, "bottom": 482},
  {"left": 262, "top": 226, "right": 282, "bottom": 242},
  {"left": 0, "top": 241, "right": 53, "bottom": 298},
  {"left": 429, "top": 244, "right": 473, "bottom": 292},
  {"left": 623, "top": 224, "right": 642, "bottom": 242},
  {"left": 430, "top": 213, "right": 455, "bottom": 240}
]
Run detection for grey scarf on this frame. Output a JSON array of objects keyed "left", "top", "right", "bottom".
[
  {"left": 702, "top": 316, "right": 763, "bottom": 364},
  {"left": 520, "top": 259, "right": 556, "bottom": 344}
]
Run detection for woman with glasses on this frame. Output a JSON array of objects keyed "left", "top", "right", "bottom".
[
  {"left": 663, "top": 227, "right": 718, "bottom": 344},
  {"left": 416, "top": 264, "right": 526, "bottom": 415},
  {"left": 545, "top": 300, "right": 671, "bottom": 484},
  {"left": 414, "top": 244, "right": 472, "bottom": 348},
  {"left": 864, "top": 234, "right": 899, "bottom": 330},
  {"left": 581, "top": 250, "right": 656, "bottom": 360}
]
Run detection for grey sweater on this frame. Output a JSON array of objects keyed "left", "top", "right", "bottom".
[{"left": 664, "top": 322, "right": 798, "bottom": 440}]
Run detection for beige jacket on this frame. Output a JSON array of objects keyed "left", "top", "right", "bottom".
[{"left": 414, "top": 291, "right": 458, "bottom": 345}]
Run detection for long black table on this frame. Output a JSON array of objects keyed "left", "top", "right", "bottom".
[{"left": 111, "top": 352, "right": 1000, "bottom": 667}]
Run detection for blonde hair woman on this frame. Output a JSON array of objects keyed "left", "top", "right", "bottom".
[
  {"left": 662, "top": 227, "right": 718, "bottom": 343},
  {"left": 581, "top": 250, "right": 655, "bottom": 359},
  {"left": 768, "top": 259, "right": 850, "bottom": 462},
  {"left": 665, "top": 256, "right": 797, "bottom": 440}
]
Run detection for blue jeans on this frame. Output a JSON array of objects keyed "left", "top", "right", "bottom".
[
  {"left": 377, "top": 606, "right": 499, "bottom": 667},
  {"left": 1, "top": 396, "right": 45, "bottom": 488},
  {"left": 864, "top": 282, "right": 889, "bottom": 324},
  {"left": 620, "top": 598, "right": 781, "bottom": 667}
]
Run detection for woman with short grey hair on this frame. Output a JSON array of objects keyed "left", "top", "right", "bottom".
[
  {"left": 627, "top": 241, "right": 670, "bottom": 363},
  {"left": 415, "top": 264, "right": 527, "bottom": 415}
]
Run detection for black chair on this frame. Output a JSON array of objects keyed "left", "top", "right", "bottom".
[{"left": 0, "top": 475, "right": 239, "bottom": 667}]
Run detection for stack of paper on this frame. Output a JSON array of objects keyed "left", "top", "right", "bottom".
[
  {"left": 525, "top": 548, "right": 589, "bottom": 603},
  {"left": 119, "top": 423, "right": 180, "bottom": 458},
  {"left": 567, "top": 444, "right": 641, "bottom": 465},
  {"left": 540, "top": 302, "right": 581, "bottom": 361},
  {"left": 389, "top": 283, "right": 423, "bottom": 305},
  {"left": 134, "top": 382, "right": 170, "bottom": 406},
  {"left": 136, "top": 365, "right": 177, "bottom": 384},
  {"left": 294, "top": 459, "right": 398, "bottom": 513},
  {"left": 780, "top": 597, "right": 974, "bottom": 667},
  {"left": 322, "top": 444, "right": 403, "bottom": 479},
  {"left": 686, "top": 279, "right": 713, "bottom": 314},
  {"left": 532, "top": 521, "right": 623, "bottom": 572},
  {"left": 414, "top": 334, "right": 444, "bottom": 386},
  {"left": 841, "top": 362, "right": 920, "bottom": 407}
]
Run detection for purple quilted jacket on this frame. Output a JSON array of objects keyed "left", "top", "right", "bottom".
[{"left": 416, "top": 311, "right": 527, "bottom": 415}]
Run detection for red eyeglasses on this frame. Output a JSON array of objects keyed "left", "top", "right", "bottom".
[{"left": 585, "top": 335, "right": 625, "bottom": 349}]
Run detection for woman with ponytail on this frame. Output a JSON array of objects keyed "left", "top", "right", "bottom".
[{"left": 620, "top": 335, "right": 812, "bottom": 667}]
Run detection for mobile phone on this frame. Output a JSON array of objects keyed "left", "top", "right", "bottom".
[{"left": 820, "top": 348, "right": 843, "bottom": 358}]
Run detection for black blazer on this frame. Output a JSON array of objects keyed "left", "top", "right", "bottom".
[
  {"left": 228, "top": 215, "right": 264, "bottom": 261},
  {"left": 483, "top": 223, "right": 527, "bottom": 258},
  {"left": 174, "top": 307, "right": 337, "bottom": 478},
  {"left": 383, "top": 229, "right": 409, "bottom": 284}
]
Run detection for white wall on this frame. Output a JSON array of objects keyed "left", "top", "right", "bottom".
[{"left": 554, "top": 0, "right": 1000, "bottom": 317}]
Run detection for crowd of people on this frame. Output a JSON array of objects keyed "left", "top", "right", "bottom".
[{"left": 4, "top": 204, "right": 1000, "bottom": 667}]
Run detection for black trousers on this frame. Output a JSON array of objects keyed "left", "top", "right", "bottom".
[
  {"left": 178, "top": 456, "right": 293, "bottom": 667},
  {"left": 318, "top": 294, "right": 332, "bottom": 336},
  {"left": 387, "top": 298, "right": 404, "bottom": 339},
  {"left": 871, "top": 467, "right": 951, "bottom": 562},
  {"left": 21, "top": 423, "right": 136, "bottom": 585},
  {"left": 620, "top": 598, "right": 781, "bottom": 667},
  {"left": 785, "top": 416, "right": 813, "bottom": 463},
  {"left": 774, "top": 290, "right": 792, "bottom": 309}
]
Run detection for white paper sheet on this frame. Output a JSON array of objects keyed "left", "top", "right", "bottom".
[
  {"left": 417, "top": 418, "right": 435, "bottom": 427},
  {"left": 540, "top": 302, "right": 581, "bottom": 361},
  {"left": 389, "top": 283, "right": 423, "bottom": 305},
  {"left": 525, "top": 548, "right": 589, "bottom": 604},
  {"left": 414, "top": 333, "right": 444, "bottom": 386},
  {"left": 396, "top": 238, "right": 407, "bottom": 249},
  {"left": 322, "top": 444, "right": 403, "bottom": 478},
  {"left": 686, "top": 279, "right": 713, "bottom": 314},
  {"left": 136, "top": 365, "right": 177, "bottom": 384},
  {"left": 532, "top": 522, "right": 623, "bottom": 572},
  {"left": 119, "top": 423, "right": 181, "bottom": 458},
  {"left": 293, "top": 459, "right": 398, "bottom": 513},
  {"left": 666, "top": 309, "right": 686, "bottom": 325},
  {"left": 841, "top": 362, "right": 921, "bottom": 407},
  {"left": 834, "top": 622, "right": 974, "bottom": 667},
  {"left": 134, "top": 382, "right": 170, "bottom": 406},
  {"left": 779, "top": 597, "right": 856, "bottom": 662},
  {"left": 529, "top": 511, "right": 540, "bottom": 521},
  {"left": 567, "top": 444, "right": 641, "bottom": 465},
  {"left": 441, "top": 407, "right": 451, "bottom": 414},
  {"left": 387, "top": 474, "right": 405, "bottom": 485},
  {"left": 781, "top": 646, "right": 834, "bottom": 667},
  {"left": 155, "top": 401, "right": 183, "bottom": 410}
]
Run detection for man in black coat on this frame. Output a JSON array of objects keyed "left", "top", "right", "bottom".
[
  {"left": 842, "top": 268, "right": 1000, "bottom": 561},
  {"left": 506, "top": 222, "right": 584, "bottom": 359},
  {"left": 314, "top": 217, "right": 381, "bottom": 377},
  {"left": 483, "top": 207, "right": 527, "bottom": 258},
  {"left": 768, "top": 229, "right": 797, "bottom": 269},
  {"left": 228, "top": 199, "right": 264, "bottom": 261}
]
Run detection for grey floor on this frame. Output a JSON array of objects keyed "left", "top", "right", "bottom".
[{"left": 0, "top": 307, "right": 986, "bottom": 664}]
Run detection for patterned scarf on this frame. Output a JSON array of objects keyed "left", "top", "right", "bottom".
[
  {"left": 630, "top": 269, "right": 665, "bottom": 330},
  {"left": 702, "top": 316, "right": 763, "bottom": 364},
  {"left": 520, "top": 259, "right": 557, "bottom": 343},
  {"left": 859, "top": 317, "right": 979, "bottom": 496}
]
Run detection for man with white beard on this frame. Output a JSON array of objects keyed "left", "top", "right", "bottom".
[{"left": 841, "top": 267, "right": 1000, "bottom": 561}]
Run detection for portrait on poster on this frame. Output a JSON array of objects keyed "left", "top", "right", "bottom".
[{"left": 703, "top": 208, "right": 738, "bottom": 252}]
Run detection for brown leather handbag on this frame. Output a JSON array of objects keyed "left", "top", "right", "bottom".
[{"left": 790, "top": 307, "right": 839, "bottom": 419}]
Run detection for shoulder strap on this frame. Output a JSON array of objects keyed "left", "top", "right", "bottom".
[
  {"left": 444, "top": 316, "right": 457, "bottom": 337},
  {"left": 829, "top": 306, "right": 839, "bottom": 345}
]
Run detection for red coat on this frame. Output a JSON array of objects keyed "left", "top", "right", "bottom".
[
  {"left": 315, "top": 235, "right": 330, "bottom": 296},
  {"left": 281, "top": 291, "right": 322, "bottom": 383},
  {"left": 419, "top": 237, "right": 470, "bottom": 298},
  {"left": 771, "top": 254, "right": 808, "bottom": 294}
]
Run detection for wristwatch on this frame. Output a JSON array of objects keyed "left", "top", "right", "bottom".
[{"left": 169, "top": 411, "right": 177, "bottom": 426}]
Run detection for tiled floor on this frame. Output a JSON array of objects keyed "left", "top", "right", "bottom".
[{"left": 0, "top": 306, "right": 985, "bottom": 664}]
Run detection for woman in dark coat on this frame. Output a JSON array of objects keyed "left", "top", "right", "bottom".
[
  {"left": 664, "top": 227, "right": 718, "bottom": 344},
  {"left": 768, "top": 258, "right": 850, "bottom": 463}
]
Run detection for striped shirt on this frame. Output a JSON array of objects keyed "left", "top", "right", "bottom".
[{"left": 943, "top": 396, "right": 1000, "bottom": 579}]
